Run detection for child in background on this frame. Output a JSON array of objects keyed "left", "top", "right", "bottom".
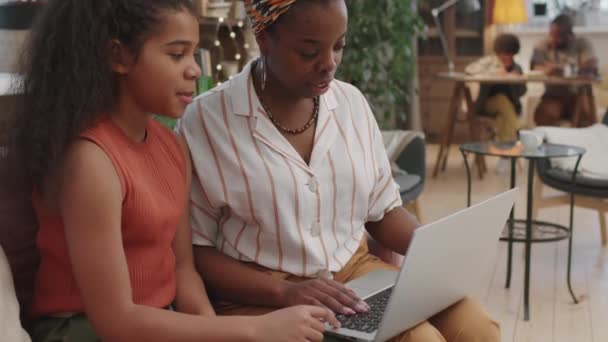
[
  {"left": 8, "top": 0, "right": 336, "bottom": 341},
  {"left": 466, "top": 33, "right": 527, "bottom": 142}
]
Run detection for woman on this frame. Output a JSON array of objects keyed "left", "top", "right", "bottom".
[{"left": 179, "top": 0, "right": 500, "bottom": 341}]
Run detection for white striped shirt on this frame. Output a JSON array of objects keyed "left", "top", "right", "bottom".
[{"left": 178, "top": 61, "right": 401, "bottom": 277}]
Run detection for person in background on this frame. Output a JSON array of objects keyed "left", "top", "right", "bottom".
[
  {"left": 466, "top": 33, "right": 527, "bottom": 143},
  {"left": 179, "top": 0, "right": 501, "bottom": 341},
  {"left": 531, "top": 14, "right": 598, "bottom": 127},
  {"left": 8, "top": 0, "right": 336, "bottom": 341}
]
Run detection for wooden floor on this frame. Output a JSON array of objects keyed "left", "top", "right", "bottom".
[{"left": 421, "top": 144, "right": 607, "bottom": 342}]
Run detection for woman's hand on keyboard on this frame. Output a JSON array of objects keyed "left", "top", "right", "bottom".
[{"left": 278, "top": 278, "right": 370, "bottom": 315}]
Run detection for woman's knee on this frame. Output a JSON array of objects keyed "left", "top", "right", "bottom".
[
  {"left": 456, "top": 298, "right": 500, "bottom": 341},
  {"left": 430, "top": 297, "right": 500, "bottom": 342},
  {"left": 393, "top": 321, "right": 446, "bottom": 342}
]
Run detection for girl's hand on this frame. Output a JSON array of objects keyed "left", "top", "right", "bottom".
[{"left": 252, "top": 305, "right": 340, "bottom": 342}]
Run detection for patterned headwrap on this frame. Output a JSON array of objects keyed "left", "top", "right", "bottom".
[{"left": 244, "top": 0, "right": 298, "bottom": 35}]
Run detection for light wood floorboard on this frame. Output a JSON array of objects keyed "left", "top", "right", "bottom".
[{"left": 421, "top": 145, "right": 605, "bottom": 342}]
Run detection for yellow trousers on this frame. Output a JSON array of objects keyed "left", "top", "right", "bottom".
[
  {"left": 215, "top": 240, "right": 500, "bottom": 342},
  {"left": 484, "top": 94, "right": 519, "bottom": 142}
]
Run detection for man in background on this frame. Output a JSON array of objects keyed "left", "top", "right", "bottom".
[{"left": 531, "top": 14, "right": 598, "bottom": 127}]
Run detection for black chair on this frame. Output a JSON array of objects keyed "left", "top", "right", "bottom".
[
  {"left": 394, "top": 133, "right": 426, "bottom": 222},
  {"left": 533, "top": 112, "right": 608, "bottom": 302},
  {"left": 367, "top": 132, "right": 426, "bottom": 266},
  {"left": 0, "top": 2, "right": 44, "bottom": 30},
  {"left": 535, "top": 112, "right": 608, "bottom": 243}
]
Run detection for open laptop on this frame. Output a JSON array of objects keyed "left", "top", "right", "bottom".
[{"left": 326, "top": 189, "right": 517, "bottom": 342}]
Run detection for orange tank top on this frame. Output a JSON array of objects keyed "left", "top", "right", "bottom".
[{"left": 30, "top": 117, "right": 186, "bottom": 317}]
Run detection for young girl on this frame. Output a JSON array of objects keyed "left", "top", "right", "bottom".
[{"left": 8, "top": 1, "right": 336, "bottom": 341}]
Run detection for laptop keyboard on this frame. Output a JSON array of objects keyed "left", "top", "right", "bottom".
[{"left": 335, "top": 287, "right": 393, "bottom": 333}]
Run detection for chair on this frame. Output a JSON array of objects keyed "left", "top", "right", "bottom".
[
  {"left": 380, "top": 130, "right": 426, "bottom": 222},
  {"left": 368, "top": 131, "right": 426, "bottom": 266},
  {"left": 533, "top": 113, "right": 608, "bottom": 245},
  {"left": 0, "top": 2, "right": 44, "bottom": 30},
  {"left": 394, "top": 132, "right": 425, "bottom": 222}
]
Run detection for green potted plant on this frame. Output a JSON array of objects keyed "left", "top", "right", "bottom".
[
  {"left": 338, "top": 0, "right": 422, "bottom": 129},
  {"left": 0, "top": 1, "right": 45, "bottom": 30}
]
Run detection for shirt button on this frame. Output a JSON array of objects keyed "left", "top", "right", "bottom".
[
  {"left": 308, "top": 177, "right": 318, "bottom": 193},
  {"left": 310, "top": 222, "right": 321, "bottom": 237},
  {"left": 316, "top": 269, "right": 333, "bottom": 279}
]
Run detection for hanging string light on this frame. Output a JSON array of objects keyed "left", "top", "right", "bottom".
[
  {"left": 205, "top": 13, "right": 253, "bottom": 84},
  {"left": 226, "top": 19, "right": 243, "bottom": 65},
  {"left": 211, "top": 16, "right": 226, "bottom": 84}
]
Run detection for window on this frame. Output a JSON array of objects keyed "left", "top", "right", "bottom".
[{"left": 526, "top": 0, "right": 608, "bottom": 27}]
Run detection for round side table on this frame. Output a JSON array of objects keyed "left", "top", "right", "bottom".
[{"left": 460, "top": 141, "right": 585, "bottom": 321}]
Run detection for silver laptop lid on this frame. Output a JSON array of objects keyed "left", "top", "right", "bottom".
[{"left": 375, "top": 189, "right": 517, "bottom": 341}]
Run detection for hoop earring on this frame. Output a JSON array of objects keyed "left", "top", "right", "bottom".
[{"left": 260, "top": 56, "right": 267, "bottom": 91}]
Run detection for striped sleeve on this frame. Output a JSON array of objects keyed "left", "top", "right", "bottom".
[
  {"left": 176, "top": 102, "right": 221, "bottom": 247},
  {"left": 362, "top": 95, "right": 402, "bottom": 222}
]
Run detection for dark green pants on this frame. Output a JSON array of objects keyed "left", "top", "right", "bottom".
[
  {"left": 28, "top": 314, "right": 99, "bottom": 342},
  {"left": 28, "top": 305, "right": 174, "bottom": 341}
]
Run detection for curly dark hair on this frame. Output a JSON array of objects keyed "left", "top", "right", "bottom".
[
  {"left": 7, "top": 0, "right": 196, "bottom": 190},
  {"left": 552, "top": 14, "right": 574, "bottom": 35},
  {"left": 493, "top": 33, "right": 520, "bottom": 55}
]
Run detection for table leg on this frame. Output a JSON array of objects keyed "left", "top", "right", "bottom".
[
  {"left": 506, "top": 157, "right": 516, "bottom": 289},
  {"left": 572, "top": 88, "right": 583, "bottom": 127},
  {"left": 463, "top": 86, "right": 485, "bottom": 179},
  {"left": 441, "top": 84, "right": 464, "bottom": 172},
  {"left": 481, "top": 155, "right": 488, "bottom": 174},
  {"left": 587, "top": 85, "right": 597, "bottom": 123},
  {"left": 523, "top": 159, "right": 535, "bottom": 321},
  {"left": 567, "top": 155, "right": 583, "bottom": 304},
  {"left": 461, "top": 150, "right": 472, "bottom": 207},
  {"left": 572, "top": 85, "right": 597, "bottom": 127},
  {"left": 433, "top": 83, "right": 463, "bottom": 178},
  {"left": 464, "top": 86, "right": 477, "bottom": 142}
]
